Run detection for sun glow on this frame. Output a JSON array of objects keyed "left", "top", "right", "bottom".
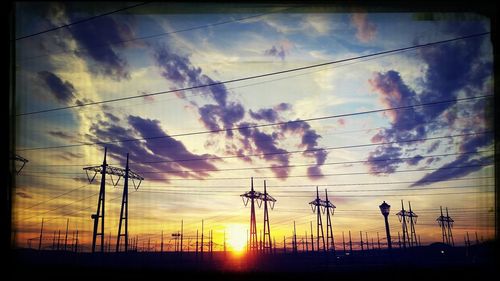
[{"left": 227, "top": 224, "right": 247, "bottom": 253}]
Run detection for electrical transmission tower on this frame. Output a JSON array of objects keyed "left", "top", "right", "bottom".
[
  {"left": 84, "top": 148, "right": 141, "bottom": 252},
  {"left": 260, "top": 180, "right": 276, "bottom": 254},
  {"left": 309, "top": 186, "right": 325, "bottom": 251},
  {"left": 116, "top": 153, "right": 143, "bottom": 252},
  {"left": 436, "top": 206, "right": 454, "bottom": 246},
  {"left": 323, "top": 189, "right": 336, "bottom": 254},
  {"left": 396, "top": 200, "right": 410, "bottom": 249},
  {"left": 240, "top": 177, "right": 262, "bottom": 252},
  {"left": 13, "top": 154, "right": 29, "bottom": 174},
  {"left": 407, "top": 202, "right": 418, "bottom": 247}
]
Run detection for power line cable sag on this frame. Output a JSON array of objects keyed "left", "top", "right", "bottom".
[
  {"left": 21, "top": 148, "right": 493, "bottom": 175},
  {"left": 21, "top": 162, "right": 493, "bottom": 181},
  {"left": 17, "top": 5, "right": 301, "bottom": 62},
  {"left": 15, "top": 32, "right": 489, "bottom": 117},
  {"left": 14, "top": 2, "right": 151, "bottom": 41},
  {"left": 15, "top": 96, "right": 492, "bottom": 151}
]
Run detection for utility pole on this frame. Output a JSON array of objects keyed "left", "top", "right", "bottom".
[
  {"left": 116, "top": 153, "right": 144, "bottom": 252},
  {"left": 181, "top": 220, "right": 184, "bottom": 253},
  {"left": 305, "top": 231, "right": 309, "bottom": 252},
  {"left": 64, "top": 218, "right": 69, "bottom": 251},
  {"left": 201, "top": 220, "right": 204, "bottom": 255},
  {"left": 261, "top": 180, "right": 276, "bottom": 254},
  {"left": 38, "top": 218, "right": 44, "bottom": 251},
  {"left": 324, "top": 189, "right": 336, "bottom": 254},
  {"left": 342, "top": 231, "right": 346, "bottom": 254},
  {"left": 196, "top": 229, "right": 198, "bottom": 255},
  {"left": 377, "top": 232, "right": 381, "bottom": 250},
  {"left": 293, "top": 221, "right": 298, "bottom": 254},
  {"left": 161, "top": 230, "right": 164, "bottom": 252},
  {"left": 56, "top": 230, "right": 61, "bottom": 250},
  {"left": 273, "top": 237, "right": 276, "bottom": 255},
  {"left": 52, "top": 231, "right": 56, "bottom": 250},
  {"left": 360, "top": 231, "right": 364, "bottom": 252},
  {"left": 310, "top": 221, "right": 314, "bottom": 252},
  {"left": 240, "top": 177, "right": 261, "bottom": 252},
  {"left": 75, "top": 229, "right": 79, "bottom": 253},
  {"left": 309, "top": 186, "right": 325, "bottom": 251},
  {"left": 283, "top": 236, "right": 286, "bottom": 253},
  {"left": 349, "top": 230, "right": 353, "bottom": 254}
]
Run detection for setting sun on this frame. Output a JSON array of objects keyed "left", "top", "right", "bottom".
[{"left": 227, "top": 224, "right": 247, "bottom": 253}]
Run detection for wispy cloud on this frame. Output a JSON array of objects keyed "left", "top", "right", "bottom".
[{"left": 351, "top": 13, "right": 377, "bottom": 43}]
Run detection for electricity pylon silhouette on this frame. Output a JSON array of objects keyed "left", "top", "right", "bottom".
[
  {"left": 116, "top": 153, "right": 144, "bottom": 252},
  {"left": 437, "top": 206, "right": 454, "bottom": 246},
  {"left": 261, "top": 180, "right": 276, "bottom": 253},
  {"left": 240, "top": 177, "right": 262, "bottom": 252},
  {"left": 309, "top": 186, "right": 325, "bottom": 251},
  {"left": 407, "top": 201, "right": 418, "bottom": 247},
  {"left": 323, "top": 189, "right": 336, "bottom": 254},
  {"left": 396, "top": 200, "right": 409, "bottom": 249},
  {"left": 84, "top": 148, "right": 142, "bottom": 252},
  {"left": 84, "top": 148, "right": 108, "bottom": 253},
  {"left": 13, "top": 154, "right": 29, "bottom": 174}
]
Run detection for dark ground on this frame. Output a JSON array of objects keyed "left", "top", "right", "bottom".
[{"left": 7, "top": 242, "right": 498, "bottom": 280}]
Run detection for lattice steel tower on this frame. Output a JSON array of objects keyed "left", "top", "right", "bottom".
[
  {"left": 396, "top": 200, "right": 409, "bottom": 249},
  {"left": 116, "top": 153, "right": 144, "bottom": 252},
  {"left": 309, "top": 186, "right": 325, "bottom": 251},
  {"left": 436, "top": 206, "right": 454, "bottom": 246},
  {"left": 323, "top": 189, "right": 336, "bottom": 254},
  {"left": 260, "top": 180, "right": 276, "bottom": 253},
  {"left": 407, "top": 201, "right": 418, "bottom": 247},
  {"left": 240, "top": 177, "right": 262, "bottom": 252}
]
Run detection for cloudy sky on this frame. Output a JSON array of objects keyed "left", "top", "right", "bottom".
[{"left": 13, "top": 2, "right": 494, "bottom": 252}]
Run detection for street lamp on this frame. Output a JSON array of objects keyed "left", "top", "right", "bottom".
[{"left": 379, "top": 201, "right": 392, "bottom": 250}]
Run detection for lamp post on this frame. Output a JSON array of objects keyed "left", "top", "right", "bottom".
[{"left": 379, "top": 201, "right": 392, "bottom": 250}]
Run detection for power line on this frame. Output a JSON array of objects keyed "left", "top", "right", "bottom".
[
  {"left": 15, "top": 96, "right": 492, "bottom": 151},
  {"left": 20, "top": 183, "right": 92, "bottom": 211},
  {"left": 137, "top": 184, "right": 493, "bottom": 194},
  {"left": 15, "top": 177, "right": 494, "bottom": 211},
  {"left": 21, "top": 148, "right": 493, "bottom": 175},
  {"left": 14, "top": 2, "right": 150, "bottom": 41},
  {"left": 139, "top": 176, "right": 493, "bottom": 189},
  {"left": 17, "top": 5, "right": 300, "bottom": 62},
  {"left": 23, "top": 115, "right": 485, "bottom": 166},
  {"left": 20, "top": 162, "right": 494, "bottom": 182},
  {"left": 124, "top": 190, "right": 494, "bottom": 198},
  {"left": 15, "top": 32, "right": 490, "bottom": 117}
]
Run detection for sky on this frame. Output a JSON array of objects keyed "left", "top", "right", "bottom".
[{"left": 12, "top": 2, "right": 495, "bottom": 252}]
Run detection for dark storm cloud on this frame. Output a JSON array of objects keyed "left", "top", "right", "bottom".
[
  {"left": 68, "top": 16, "right": 134, "bottom": 80},
  {"left": 128, "top": 115, "right": 217, "bottom": 172},
  {"left": 37, "top": 71, "right": 75, "bottom": 103},
  {"left": 237, "top": 122, "right": 290, "bottom": 179},
  {"left": 411, "top": 154, "right": 493, "bottom": 187},
  {"left": 249, "top": 103, "right": 291, "bottom": 122},
  {"left": 153, "top": 44, "right": 245, "bottom": 135},
  {"left": 281, "top": 120, "right": 328, "bottom": 179},
  {"left": 87, "top": 115, "right": 219, "bottom": 181},
  {"left": 366, "top": 23, "right": 492, "bottom": 184}
]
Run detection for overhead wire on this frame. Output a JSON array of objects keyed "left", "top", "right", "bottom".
[{"left": 15, "top": 32, "right": 490, "bottom": 117}]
